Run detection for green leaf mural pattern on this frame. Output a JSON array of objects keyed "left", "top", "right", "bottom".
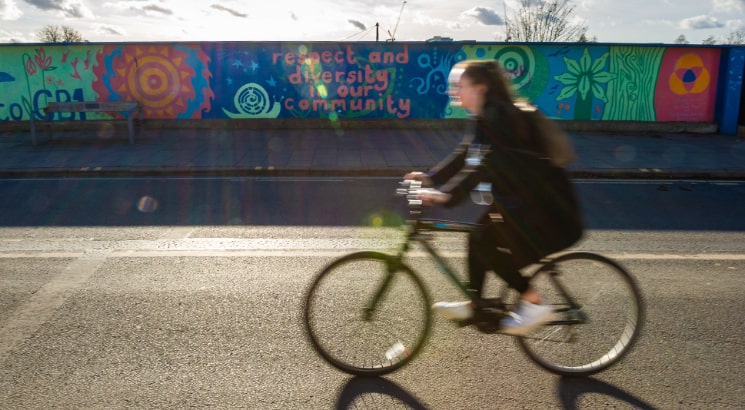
[
  {"left": 602, "top": 47, "right": 665, "bottom": 121},
  {"left": 554, "top": 48, "right": 616, "bottom": 120}
]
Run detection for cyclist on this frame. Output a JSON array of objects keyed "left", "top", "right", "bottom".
[{"left": 405, "top": 60, "right": 584, "bottom": 335}]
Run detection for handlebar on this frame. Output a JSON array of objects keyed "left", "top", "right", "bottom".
[
  {"left": 396, "top": 179, "right": 481, "bottom": 233},
  {"left": 396, "top": 179, "right": 436, "bottom": 215}
]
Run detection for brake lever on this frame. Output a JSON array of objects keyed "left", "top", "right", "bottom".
[{"left": 397, "top": 180, "right": 424, "bottom": 214}]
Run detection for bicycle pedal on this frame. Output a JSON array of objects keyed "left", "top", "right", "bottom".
[
  {"left": 474, "top": 321, "right": 502, "bottom": 334},
  {"left": 469, "top": 308, "right": 505, "bottom": 334},
  {"left": 455, "top": 318, "right": 475, "bottom": 328},
  {"left": 481, "top": 297, "right": 505, "bottom": 309},
  {"left": 456, "top": 317, "right": 499, "bottom": 330}
]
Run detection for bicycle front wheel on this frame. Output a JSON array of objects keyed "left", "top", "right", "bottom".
[
  {"left": 516, "top": 252, "right": 644, "bottom": 377},
  {"left": 303, "top": 251, "right": 431, "bottom": 376}
]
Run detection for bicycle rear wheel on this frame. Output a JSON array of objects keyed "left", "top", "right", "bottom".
[
  {"left": 516, "top": 252, "right": 644, "bottom": 376},
  {"left": 303, "top": 251, "right": 431, "bottom": 376}
]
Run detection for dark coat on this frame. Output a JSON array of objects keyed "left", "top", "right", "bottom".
[{"left": 428, "top": 102, "right": 584, "bottom": 266}]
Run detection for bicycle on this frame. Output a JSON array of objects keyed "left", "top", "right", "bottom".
[{"left": 303, "top": 180, "right": 644, "bottom": 377}]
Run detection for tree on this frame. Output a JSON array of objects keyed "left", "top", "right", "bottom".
[
  {"left": 702, "top": 35, "right": 717, "bottom": 45},
  {"left": 506, "top": 0, "right": 588, "bottom": 42},
  {"left": 674, "top": 34, "right": 689, "bottom": 44},
  {"left": 724, "top": 29, "right": 745, "bottom": 45},
  {"left": 36, "top": 25, "right": 84, "bottom": 43},
  {"left": 577, "top": 33, "right": 597, "bottom": 43}
]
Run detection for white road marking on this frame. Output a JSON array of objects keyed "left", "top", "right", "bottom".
[
  {"left": 1, "top": 248, "right": 744, "bottom": 260},
  {"left": 0, "top": 250, "right": 110, "bottom": 361}
]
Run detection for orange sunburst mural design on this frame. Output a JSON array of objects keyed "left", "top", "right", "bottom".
[{"left": 93, "top": 44, "right": 213, "bottom": 119}]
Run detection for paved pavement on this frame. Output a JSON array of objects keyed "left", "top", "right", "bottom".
[{"left": 1, "top": 124, "right": 745, "bottom": 179}]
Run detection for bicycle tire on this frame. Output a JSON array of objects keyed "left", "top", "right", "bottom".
[
  {"left": 303, "top": 251, "right": 432, "bottom": 376},
  {"left": 515, "top": 252, "right": 644, "bottom": 377}
]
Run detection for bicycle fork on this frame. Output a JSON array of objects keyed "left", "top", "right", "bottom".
[{"left": 362, "top": 256, "right": 401, "bottom": 321}]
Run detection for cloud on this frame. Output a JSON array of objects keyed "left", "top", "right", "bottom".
[
  {"left": 348, "top": 19, "right": 366, "bottom": 31},
  {"left": 142, "top": 4, "right": 172, "bottom": 15},
  {"left": 0, "top": 0, "right": 23, "bottom": 20},
  {"left": 0, "top": 26, "right": 26, "bottom": 42},
  {"left": 518, "top": 0, "right": 544, "bottom": 7},
  {"left": 24, "top": 0, "right": 94, "bottom": 18},
  {"left": 725, "top": 19, "right": 744, "bottom": 30},
  {"left": 713, "top": 0, "right": 745, "bottom": 13},
  {"left": 104, "top": 1, "right": 175, "bottom": 17},
  {"left": 290, "top": 11, "right": 297, "bottom": 21},
  {"left": 461, "top": 6, "right": 504, "bottom": 26},
  {"left": 211, "top": 4, "right": 247, "bottom": 18},
  {"left": 92, "top": 23, "right": 126, "bottom": 36},
  {"left": 679, "top": 15, "right": 725, "bottom": 29}
]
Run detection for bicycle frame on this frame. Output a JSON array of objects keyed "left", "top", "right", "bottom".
[
  {"left": 381, "top": 180, "right": 585, "bottom": 326},
  {"left": 392, "top": 217, "right": 501, "bottom": 312},
  {"left": 384, "top": 216, "right": 586, "bottom": 327}
]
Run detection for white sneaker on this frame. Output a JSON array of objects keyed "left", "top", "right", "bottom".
[
  {"left": 432, "top": 301, "right": 474, "bottom": 321},
  {"left": 500, "top": 300, "right": 557, "bottom": 336}
]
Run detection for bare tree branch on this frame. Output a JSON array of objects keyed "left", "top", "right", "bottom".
[
  {"left": 724, "top": 29, "right": 745, "bottom": 45},
  {"left": 507, "top": 0, "right": 588, "bottom": 42},
  {"left": 62, "top": 26, "right": 84, "bottom": 42},
  {"left": 36, "top": 25, "right": 84, "bottom": 43}
]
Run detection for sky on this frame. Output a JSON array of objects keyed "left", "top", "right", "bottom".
[{"left": 0, "top": 0, "right": 743, "bottom": 44}]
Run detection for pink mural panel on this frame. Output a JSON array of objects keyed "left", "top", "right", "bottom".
[{"left": 654, "top": 48, "right": 720, "bottom": 122}]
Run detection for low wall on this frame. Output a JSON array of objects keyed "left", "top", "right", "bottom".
[
  {"left": 0, "top": 117, "right": 720, "bottom": 136},
  {"left": 0, "top": 41, "right": 742, "bottom": 134}
]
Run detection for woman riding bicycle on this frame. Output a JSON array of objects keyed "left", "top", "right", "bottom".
[{"left": 405, "top": 60, "right": 584, "bottom": 335}]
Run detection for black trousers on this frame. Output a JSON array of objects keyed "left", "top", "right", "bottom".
[{"left": 467, "top": 213, "right": 532, "bottom": 296}]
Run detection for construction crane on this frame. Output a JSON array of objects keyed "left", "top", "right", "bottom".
[{"left": 386, "top": 1, "right": 407, "bottom": 42}]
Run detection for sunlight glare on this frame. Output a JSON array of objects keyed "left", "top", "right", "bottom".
[{"left": 137, "top": 196, "right": 159, "bottom": 213}]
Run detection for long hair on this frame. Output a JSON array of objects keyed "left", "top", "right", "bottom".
[
  {"left": 461, "top": 60, "right": 517, "bottom": 107},
  {"left": 459, "top": 60, "right": 530, "bottom": 147}
]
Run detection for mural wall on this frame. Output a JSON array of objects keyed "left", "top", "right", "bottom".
[{"left": 0, "top": 42, "right": 725, "bottom": 124}]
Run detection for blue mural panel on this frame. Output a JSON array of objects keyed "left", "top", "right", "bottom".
[{"left": 203, "top": 42, "right": 454, "bottom": 120}]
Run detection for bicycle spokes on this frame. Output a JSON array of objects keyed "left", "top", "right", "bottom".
[
  {"left": 516, "top": 253, "right": 643, "bottom": 376},
  {"left": 304, "top": 252, "right": 432, "bottom": 376}
]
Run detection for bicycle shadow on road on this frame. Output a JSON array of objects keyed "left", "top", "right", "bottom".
[
  {"left": 335, "top": 376, "right": 429, "bottom": 410},
  {"left": 556, "top": 376, "right": 658, "bottom": 410}
]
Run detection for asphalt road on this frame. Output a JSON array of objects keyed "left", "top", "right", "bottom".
[{"left": 0, "top": 177, "right": 744, "bottom": 409}]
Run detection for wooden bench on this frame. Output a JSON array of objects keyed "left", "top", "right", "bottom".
[{"left": 29, "top": 101, "right": 142, "bottom": 145}]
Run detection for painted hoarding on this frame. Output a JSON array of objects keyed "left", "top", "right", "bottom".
[{"left": 0, "top": 42, "right": 722, "bottom": 124}]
